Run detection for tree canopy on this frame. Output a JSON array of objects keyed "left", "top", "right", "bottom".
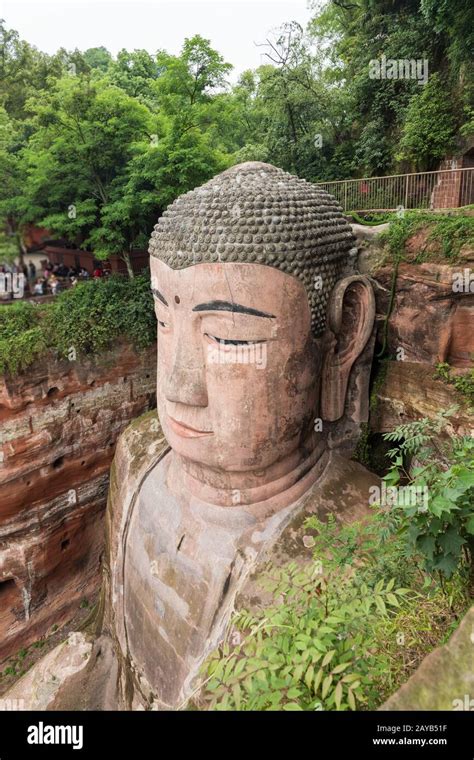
[{"left": 0, "top": 1, "right": 472, "bottom": 271}]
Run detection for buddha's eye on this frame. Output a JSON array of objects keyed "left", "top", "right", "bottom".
[
  {"left": 205, "top": 333, "right": 263, "bottom": 346},
  {"left": 158, "top": 320, "right": 169, "bottom": 329}
]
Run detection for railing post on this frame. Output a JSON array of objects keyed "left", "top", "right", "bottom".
[
  {"left": 344, "top": 182, "right": 347, "bottom": 211},
  {"left": 404, "top": 174, "right": 409, "bottom": 210}
]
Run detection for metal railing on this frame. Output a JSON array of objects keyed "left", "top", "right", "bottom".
[{"left": 316, "top": 167, "right": 474, "bottom": 212}]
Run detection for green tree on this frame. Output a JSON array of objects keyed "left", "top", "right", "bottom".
[
  {"left": 110, "top": 35, "right": 236, "bottom": 223},
  {"left": 9, "top": 35, "right": 238, "bottom": 277},
  {"left": 229, "top": 23, "right": 352, "bottom": 181},
  {"left": 0, "top": 107, "right": 27, "bottom": 262},
  {"left": 82, "top": 46, "right": 112, "bottom": 72},
  {"left": 397, "top": 73, "right": 458, "bottom": 169},
  {"left": 420, "top": 0, "right": 474, "bottom": 71},
  {"left": 307, "top": 0, "right": 472, "bottom": 176},
  {"left": 16, "top": 74, "right": 153, "bottom": 276},
  {"left": 0, "top": 20, "right": 64, "bottom": 120},
  {"left": 109, "top": 49, "right": 161, "bottom": 100}
]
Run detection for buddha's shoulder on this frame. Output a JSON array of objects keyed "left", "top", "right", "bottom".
[
  {"left": 108, "top": 411, "right": 169, "bottom": 515},
  {"left": 236, "top": 453, "right": 381, "bottom": 611},
  {"left": 311, "top": 451, "right": 381, "bottom": 522},
  {"left": 278, "top": 452, "right": 380, "bottom": 559}
]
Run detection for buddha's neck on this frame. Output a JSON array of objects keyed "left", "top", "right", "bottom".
[{"left": 166, "top": 432, "right": 329, "bottom": 510}]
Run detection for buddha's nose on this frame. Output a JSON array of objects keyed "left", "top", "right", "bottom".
[{"left": 164, "top": 336, "right": 209, "bottom": 407}]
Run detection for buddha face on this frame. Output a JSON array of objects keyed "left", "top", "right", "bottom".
[{"left": 150, "top": 257, "right": 321, "bottom": 472}]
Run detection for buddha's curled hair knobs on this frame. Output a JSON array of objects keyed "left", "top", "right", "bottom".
[{"left": 149, "top": 162, "right": 355, "bottom": 336}]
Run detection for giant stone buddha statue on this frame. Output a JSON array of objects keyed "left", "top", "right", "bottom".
[
  {"left": 95, "top": 162, "right": 379, "bottom": 710},
  {"left": 0, "top": 162, "right": 378, "bottom": 711}
]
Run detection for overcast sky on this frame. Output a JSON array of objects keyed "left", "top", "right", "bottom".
[{"left": 2, "top": 0, "right": 314, "bottom": 79}]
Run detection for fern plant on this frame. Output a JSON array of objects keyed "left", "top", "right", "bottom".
[
  {"left": 199, "top": 557, "right": 410, "bottom": 711},
  {"left": 382, "top": 409, "right": 474, "bottom": 579}
]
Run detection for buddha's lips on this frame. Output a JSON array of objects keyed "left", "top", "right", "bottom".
[{"left": 168, "top": 416, "right": 213, "bottom": 438}]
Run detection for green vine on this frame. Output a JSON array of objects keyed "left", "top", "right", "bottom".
[
  {"left": 376, "top": 255, "right": 400, "bottom": 358},
  {"left": 348, "top": 210, "right": 395, "bottom": 226}
]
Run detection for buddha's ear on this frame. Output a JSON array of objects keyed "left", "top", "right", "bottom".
[{"left": 320, "top": 275, "right": 376, "bottom": 422}]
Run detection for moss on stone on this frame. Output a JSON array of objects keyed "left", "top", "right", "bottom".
[{"left": 381, "top": 607, "right": 474, "bottom": 710}]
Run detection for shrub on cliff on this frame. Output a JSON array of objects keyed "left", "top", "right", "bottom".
[
  {"left": 381, "top": 212, "right": 474, "bottom": 262},
  {"left": 0, "top": 301, "right": 47, "bottom": 374},
  {"left": 0, "top": 273, "right": 156, "bottom": 376},
  {"left": 47, "top": 273, "right": 155, "bottom": 358},
  {"left": 382, "top": 412, "right": 474, "bottom": 581}
]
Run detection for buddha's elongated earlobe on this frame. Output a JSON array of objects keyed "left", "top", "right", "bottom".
[{"left": 320, "top": 275, "right": 376, "bottom": 422}]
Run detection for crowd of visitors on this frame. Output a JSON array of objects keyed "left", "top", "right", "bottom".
[{"left": 0, "top": 259, "right": 109, "bottom": 300}]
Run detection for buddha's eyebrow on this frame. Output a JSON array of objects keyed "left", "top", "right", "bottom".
[
  {"left": 192, "top": 300, "right": 275, "bottom": 319},
  {"left": 152, "top": 288, "right": 168, "bottom": 306}
]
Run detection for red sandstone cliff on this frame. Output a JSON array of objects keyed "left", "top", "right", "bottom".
[
  {"left": 0, "top": 342, "right": 156, "bottom": 662},
  {"left": 368, "top": 246, "right": 474, "bottom": 436}
]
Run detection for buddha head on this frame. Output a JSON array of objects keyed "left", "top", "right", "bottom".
[{"left": 149, "top": 162, "right": 375, "bottom": 504}]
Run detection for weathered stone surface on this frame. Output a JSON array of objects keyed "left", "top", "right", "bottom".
[
  {"left": 101, "top": 413, "right": 378, "bottom": 710},
  {"left": 3, "top": 192, "right": 470, "bottom": 714},
  {"left": 352, "top": 223, "right": 389, "bottom": 276},
  {"left": 150, "top": 162, "right": 356, "bottom": 336},
  {"left": 0, "top": 342, "right": 156, "bottom": 662},
  {"left": 97, "top": 167, "right": 378, "bottom": 709},
  {"left": 380, "top": 607, "right": 474, "bottom": 711},
  {"left": 0, "top": 632, "right": 92, "bottom": 710},
  {"left": 459, "top": 243, "right": 474, "bottom": 262},
  {"left": 374, "top": 261, "right": 473, "bottom": 367},
  {"left": 352, "top": 222, "right": 474, "bottom": 370},
  {"left": 372, "top": 361, "right": 472, "bottom": 436},
  {"left": 369, "top": 247, "right": 473, "bottom": 435},
  {"left": 351, "top": 222, "right": 390, "bottom": 243},
  {"left": 0, "top": 411, "right": 381, "bottom": 712}
]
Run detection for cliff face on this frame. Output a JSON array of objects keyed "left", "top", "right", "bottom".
[
  {"left": 364, "top": 246, "right": 474, "bottom": 437},
  {"left": 374, "top": 259, "right": 474, "bottom": 369},
  {"left": 0, "top": 342, "right": 156, "bottom": 662}
]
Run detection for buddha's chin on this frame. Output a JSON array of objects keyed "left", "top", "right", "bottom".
[{"left": 165, "top": 431, "right": 304, "bottom": 477}]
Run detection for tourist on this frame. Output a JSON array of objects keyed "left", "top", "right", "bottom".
[
  {"left": 28, "top": 261, "right": 36, "bottom": 281},
  {"left": 57, "top": 263, "right": 69, "bottom": 277},
  {"left": 49, "top": 275, "right": 61, "bottom": 295}
]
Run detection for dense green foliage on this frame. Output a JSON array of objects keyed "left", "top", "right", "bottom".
[
  {"left": 199, "top": 508, "right": 468, "bottom": 711},
  {"left": 202, "top": 563, "right": 408, "bottom": 711},
  {"left": 397, "top": 73, "right": 458, "bottom": 167},
  {"left": 0, "top": 28, "right": 233, "bottom": 270},
  {"left": 0, "top": 274, "right": 155, "bottom": 374},
  {"left": 46, "top": 274, "right": 155, "bottom": 356},
  {"left": 0, "top": 1, "right": 472, "bottom": 265},
  {"left": 0, "top": 301, "right": 46, "bottom": 374},
  {"left": 382, "top": 411, "right": 474, "bottom": 579},
  {"left": 380, "top": 212, "right": 474, "bottom": 261}
]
